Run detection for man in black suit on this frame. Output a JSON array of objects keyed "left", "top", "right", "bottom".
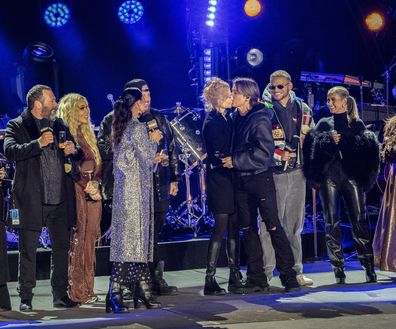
[{"left": 4, "top": 84, "right": 79, "bottom": 311}]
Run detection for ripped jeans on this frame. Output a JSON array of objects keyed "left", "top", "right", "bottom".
[{"left": 235, "top": 170, "right": 296, "bottom": 285}]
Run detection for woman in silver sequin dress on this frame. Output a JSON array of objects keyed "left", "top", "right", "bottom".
[{"left": 106, "top": 88, "right": 163, "bottom": 313}]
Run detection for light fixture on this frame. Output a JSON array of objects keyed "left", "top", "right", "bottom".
[
  {"left": 118, "top": 0, "right": 144, "bottom": 25},
  {"left": 203, "top": 48, "right": 213, "bottom": 84},
  {"left": 23, "top": 42, "right": 55, "bottom": 63},
  {"left": 365, "top": 12, "right": 385, "bottom": 32},
  {"left": 246, "top": 48, "right": 264, "bottom": 67},
  {"left": 244, "top": 0, "right": 263, "bottom": 17},
  {"left": 43, "top": 2, "right": 71, "bottom": 28},
  {"left": 205, "top": 0, "right": 218, "bottom": 27}
]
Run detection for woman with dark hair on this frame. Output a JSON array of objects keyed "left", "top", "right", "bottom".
[
  {"left": 0, "top": 160, "right": 11, "bottom": 311},
  {"left": 303, "top": 86, "right": 380, "bottom": 284},
  {"left": 106, "top": 87, "right": 162, "bottom": 313},
  {"left": 373, "top": 114, "right": 396, "bottom": 271},
  {"left": 202, "top": 77, "right": 243, "bottom": 295},
  {"left": 58, "top": 94, "right": 102, "bottom": 304},
  {"left": 222, "top": 77, "right": 299, "bottom": 293}
]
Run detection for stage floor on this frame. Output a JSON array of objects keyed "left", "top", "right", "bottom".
[{"left": 1, "top": 261, "right": 396, "bottom": 329}]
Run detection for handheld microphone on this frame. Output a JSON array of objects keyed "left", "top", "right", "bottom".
[
  {"left": 138, "top": 112, "right": 159, "bottom": 132},
  {"left": 39, "top": 118, "right": 54, "bottom": 149},
  {"left": 39, "top": 118, "right": 53, "bottom": 134},
  {"left": 283, "top": 135, "right": 300, "bottom": 170}
]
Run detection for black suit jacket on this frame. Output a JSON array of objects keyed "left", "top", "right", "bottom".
[{"left": 4, "top": 109, "right": 78, "bottom": 231}]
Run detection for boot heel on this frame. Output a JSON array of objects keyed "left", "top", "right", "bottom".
[
  {"left": 133, "top": 297, "right": 143, "bottom": 309},
  {"left": 134, "top": 281, "right": 161, "bottom": 309}
]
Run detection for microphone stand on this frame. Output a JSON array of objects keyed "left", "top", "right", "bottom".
[{"left": 358, "top": 76, "right": 364, "bottom": 121}]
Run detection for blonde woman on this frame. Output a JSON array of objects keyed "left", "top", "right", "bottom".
[
  {"left": 201, "top": 78, "right": 244, "bottom": 295},
  {"left": 303, "top": 86, "right": 380, "bottom": 284},
  {"left": 373, "top": 114, "right": 396, "bottom": 271},
  {"left": 58, "top": 93, "right": 102, "bottom": 304}
]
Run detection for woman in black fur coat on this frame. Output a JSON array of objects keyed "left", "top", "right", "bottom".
[{"left": 303, "top": 86, "right": 380, "bottom": 284}]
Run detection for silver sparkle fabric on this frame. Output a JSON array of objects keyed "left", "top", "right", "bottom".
[{"left": 110, "top": 119, "right": 157, "bottom": 263}]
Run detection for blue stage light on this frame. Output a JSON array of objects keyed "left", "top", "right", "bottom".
[
  {"left": 205, "top": 0, "right": 217, "bottom": 27},
  {"left": 44, "top": 2, "right": 71, "bottom": 28},
  {"left": 118, "top": 0, "right": 144, "bottom": 24}
]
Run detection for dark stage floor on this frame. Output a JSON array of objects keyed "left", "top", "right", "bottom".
[{"left": 1, "top": 260, "right": 396, "bottom": 329}]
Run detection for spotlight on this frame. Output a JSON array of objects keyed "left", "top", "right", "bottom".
[
  {"left": 365, "top": 12, "right": 385, "bottom": 32},
  {"left": 392, "top": 85, "right": 396, "bottom": 100},
  {"left": 43, "top": 2, "right": 71, "bottom": 28},
  {"left": 118, "top": 0, "right": 144, "bottom": 25},
  {"left": 23, "top": 42, "right": 54, "bottom": 63},
  {"left": 244, "top": 0, "right": 263, "bottom": 17},
  {"left": 203, "top": 48, "right": 213, "bottom": 84},
  {"left": 205, "top": 0, "right": 218, "bottom": 27},
  {"left": 246, "top": 48, "right": 264, "bottom": 67}
]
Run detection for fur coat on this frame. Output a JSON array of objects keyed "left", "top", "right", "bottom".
[{"left": 303, "top": 116, "right": 380, "bottom": 191}]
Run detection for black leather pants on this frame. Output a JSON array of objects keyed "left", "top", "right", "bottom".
[{"left": 320, "top": 174, "right": 374, "bottom": 269}]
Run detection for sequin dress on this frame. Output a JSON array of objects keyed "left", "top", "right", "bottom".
[{"left": 110, "top": 119, "right": 157, "bottom": 263}]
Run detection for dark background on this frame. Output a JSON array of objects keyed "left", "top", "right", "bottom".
[{"left": 0, "top": 0, "right": 395, "bottom": 125}]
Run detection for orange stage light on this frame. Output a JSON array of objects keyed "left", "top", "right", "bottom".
[
  {"left": 365, "top": 12, "right": 385, "bottom": 32},
  {"left": 244, "top": 0, "right": 263, "bottom": 17}
]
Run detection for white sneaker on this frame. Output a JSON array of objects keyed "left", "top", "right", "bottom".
[{"left": 296, "top": 274, "right": 314, "bottom": 286}]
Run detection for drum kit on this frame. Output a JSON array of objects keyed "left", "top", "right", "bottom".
[{"left": 160, "top": 102, "right": 212, "bottom": 236}]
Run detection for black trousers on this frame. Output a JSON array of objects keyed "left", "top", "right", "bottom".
[
  {"left": 235, "top": 171, "right": 296, "bottom": 283},
  {"left": 151, "top": 198, "right": 169, "bottom": 270},
  {"left": 18, "top": 202, "right": 70, "bottom": 301},
  {"left": 320, "top": 175, "right": 374, "bottom": 269}
]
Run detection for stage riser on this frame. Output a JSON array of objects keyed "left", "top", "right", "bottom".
[{"left": 6, "top": 233, "right": 327, "bottom": 282}]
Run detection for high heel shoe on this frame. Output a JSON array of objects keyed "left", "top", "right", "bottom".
[
  {"left": 133, "top": 281, "right": 161, "bottom": 309},
  {"left": 365, "top": 267, "right": 377, "bottom": 283},
  {"left": 105, "top": 282, "right": 129, "bottom": 313},
  {"left": 334, "top": 267, "right": 346, "bottom": 284}
]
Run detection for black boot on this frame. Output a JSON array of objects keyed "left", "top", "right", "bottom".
[
  {"left": 151, "top": 260, "right": 178, "bottom": 296},
  {"left": 333, "top": 267, "right": 346, "bottom": 284},
  {"left": 0, "top": 285, "right": 11, "bottom": 311},
  {"left": 134, "top": 281, "right": 161, "bottom": 309},
  {"left": 364, "top": 265, "right": 377, "bottom": 283},
  {"left": 204, "top": 274, "right": 226, "bottom": 295},
  {"left": 228, "top": 268, "right": 245, "bottom": 293},
  {"left": 105, "top": 281, "right": 129, "bottom": 313}
]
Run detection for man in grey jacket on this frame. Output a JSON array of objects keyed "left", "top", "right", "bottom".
[{"left": 259, "top": 70, "right": 315, "bottom": 286}]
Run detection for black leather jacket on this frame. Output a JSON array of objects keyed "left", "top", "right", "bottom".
[
  {"left": 97, "top": 109, "right": 180, "bottom": 202},
  {"left": 151, "top": 109, "right": 180, "bottom": 201},
  {"left": 232, "top": 103, "right": 275, "bottom": 176}
]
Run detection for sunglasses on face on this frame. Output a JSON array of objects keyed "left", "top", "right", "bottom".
[{"left": 268, "top": 83, "right": 289, "bottom": 90}]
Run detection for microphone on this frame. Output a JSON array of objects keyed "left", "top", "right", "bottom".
[
  {"left": 283, "top": 135, "right": 300, "bottom": 170},
  {"left": 138, "top": 112, "right": 158, "bottom": 132},
  {"left": 39, "top": 118, "right": 54, "bottom": 148},
  {"left": 39, "top": 118, "right": 52, "bottom": 134}
]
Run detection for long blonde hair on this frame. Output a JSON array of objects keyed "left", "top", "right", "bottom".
[
  {"left": 327, "top": 86, "right": 359, "bottom": 122},
  {"left": 202, "top": 77, "right": 230, "bottom": 111},
  {"left": 381, "top": 114, "right": 396, "bottom": 160},
  {"left": 58, "top": 93, "right": 101, "bottom": 166}
]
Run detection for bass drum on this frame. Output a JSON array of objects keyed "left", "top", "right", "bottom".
[{"left": 170, "top": 110, "right": 206, "bottom": 169}]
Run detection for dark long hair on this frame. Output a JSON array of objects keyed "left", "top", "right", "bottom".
[
  {"left": 232, "top": 77, "right": 260, "bottom": 107},
  {"left": 112, "top": 87, "right": 142, "bottom": 147}
]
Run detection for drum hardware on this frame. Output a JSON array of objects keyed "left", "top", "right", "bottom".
[{"left": 168, "top": 105, "right": 212, "bottom": 236}]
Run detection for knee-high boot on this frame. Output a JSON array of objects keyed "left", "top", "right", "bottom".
[
  {"left": 226, "top": 235, "right": 244, "bottom": 293},
  {"left": 204, "top": 239, "right": 226, "bottom": 295}
]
